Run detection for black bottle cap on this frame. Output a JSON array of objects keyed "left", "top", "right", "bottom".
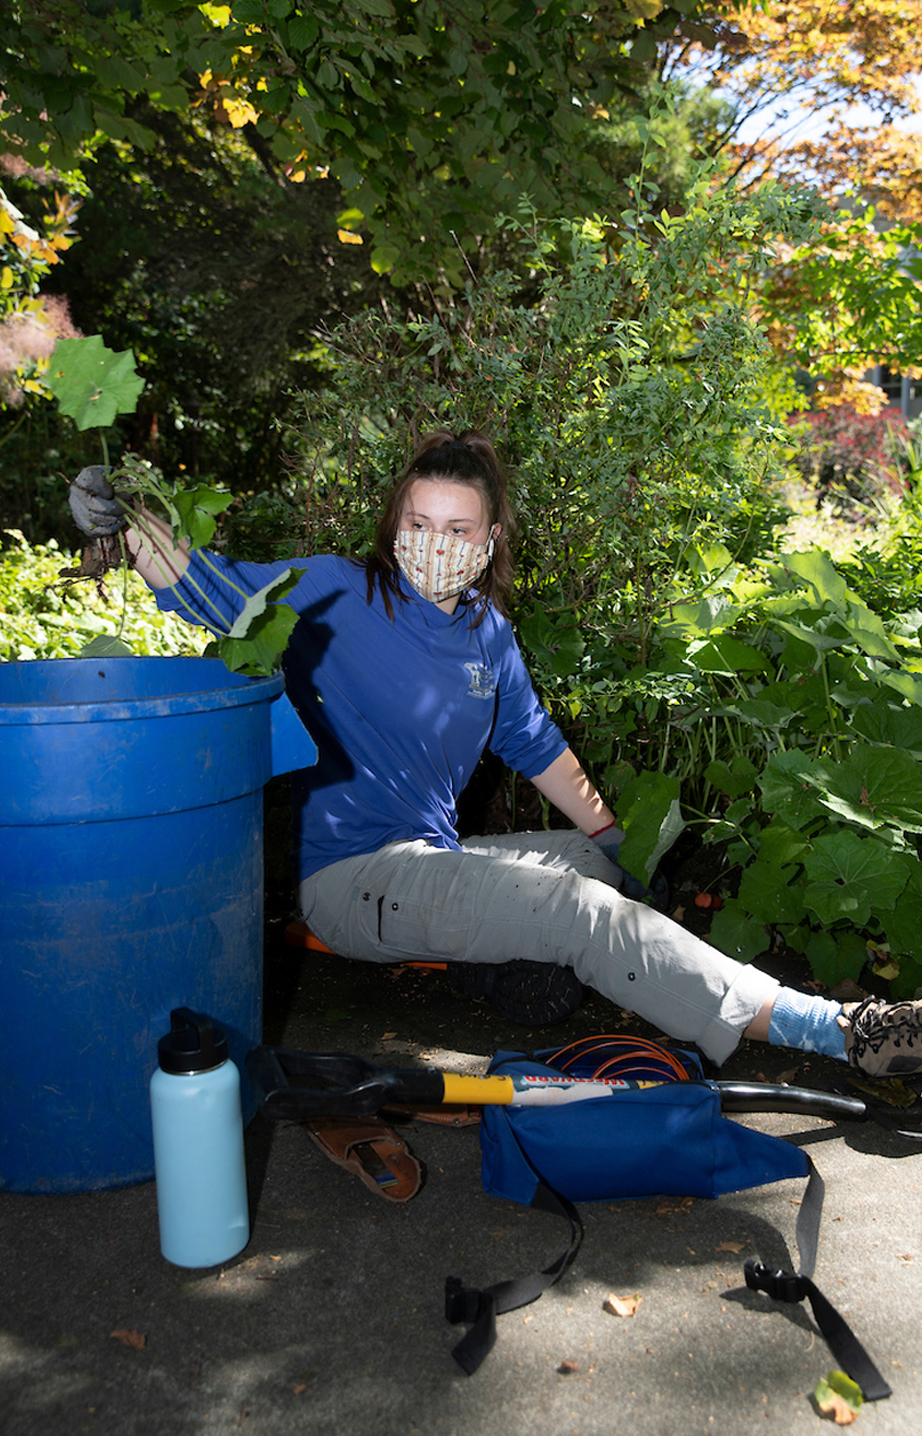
[{"left": 158, "top": 1007, "right": 228, "bottom": 1074}]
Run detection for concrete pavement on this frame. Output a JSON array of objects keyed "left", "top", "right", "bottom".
[{"left": 3, "top": 923, "right": 921, "bottom": 1436}]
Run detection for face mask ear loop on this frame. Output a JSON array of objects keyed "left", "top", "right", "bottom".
[{"left": 486, "top": 536, "right": 495, "bottom": 562}]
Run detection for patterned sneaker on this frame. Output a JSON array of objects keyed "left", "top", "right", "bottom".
[
  {"left": 840, "top": 996, "right": 922, "bottom": 1077},
  {"left": 446, "top": 959, "right": 583, "bottom": 1026}
]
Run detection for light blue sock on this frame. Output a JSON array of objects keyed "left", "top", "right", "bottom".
[{"left": 768, "top": 988, "right": 847, "bottom": 1061}]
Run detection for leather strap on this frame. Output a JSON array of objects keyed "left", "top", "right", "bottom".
[{"left": 381, "top": 1102, "right": 481, "bottom": 1127}]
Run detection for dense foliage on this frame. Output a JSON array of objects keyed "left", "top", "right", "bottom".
[
  {"left": 4, "top": 5, "right": 922, "bottom": 1001},
  {"left": 0, "top": 529, "right": 198, "bottom": 660},
  {"left": 0, "top": 0, "right": 708, "bottom": 281}
]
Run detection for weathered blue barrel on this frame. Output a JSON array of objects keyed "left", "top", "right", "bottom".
[{"left": 0, "top": 657, "right": 317, "bottom": 1193}]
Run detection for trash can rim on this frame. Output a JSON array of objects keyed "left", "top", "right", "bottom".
[{"left": 0, "top": 656, "right": 285, "bottom": 726}]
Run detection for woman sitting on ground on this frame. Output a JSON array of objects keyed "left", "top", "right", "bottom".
[{"left": 69, "top": 429, "right": 922, "bottom": 1078}]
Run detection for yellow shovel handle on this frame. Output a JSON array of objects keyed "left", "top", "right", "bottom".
[{"left": 441, "top": 1072, "right": 517, "bottom": 1105}]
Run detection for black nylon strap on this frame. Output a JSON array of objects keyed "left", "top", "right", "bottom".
[
  {"left": 744, "top": 1156, "right": 891, "bottom": 1402},
  {"left": 445, "top": 1183, "right": 583, "bottom": 1375},
  {"left": 446, "top": 1146, "right": 891, "bottom": 1400}
]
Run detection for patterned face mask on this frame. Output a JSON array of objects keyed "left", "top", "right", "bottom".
[{"left": 394, "top": 528, "right": 495, "bottom": 604}]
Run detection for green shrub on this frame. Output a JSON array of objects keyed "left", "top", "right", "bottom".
[
  {"left": 635, "top": 543, "right": 922, "bottom": 997},
  {"left": 0, "top": 529, "right": 203, "bottom": 660}
]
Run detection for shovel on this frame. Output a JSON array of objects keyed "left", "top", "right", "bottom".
[{"left": 246, "top": 1044, "right": 922, "bottom": 1138}]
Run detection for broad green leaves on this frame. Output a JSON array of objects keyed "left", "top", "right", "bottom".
[
  {"left": 47, "top": 335, "right": 144, "bottom": 430},
  {"left": 677, "top": 548, "right": 922, "bottom": 993},
  {"left": 210, "top": 567, "right": 305, "bottom": 675},
  {"left": 803, "top": 831, "right": 912, "bottom": 927},
  {"left": 172, "top": 485, "right": 235, "bottom": 550},
  {"left": 617, "top": 769, "right": 685, "bottom": 884}
]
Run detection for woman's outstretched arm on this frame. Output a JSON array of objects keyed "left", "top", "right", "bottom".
[{"left": 124, "top": 509, "right": 191, "bottom": 589}]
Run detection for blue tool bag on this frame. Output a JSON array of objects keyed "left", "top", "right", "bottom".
[{"left": 445, "top": 1036, "right": 891, "bottom": 1400}]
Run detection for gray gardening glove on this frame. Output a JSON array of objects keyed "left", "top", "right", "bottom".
[
  {"left": 68, "top": 466, "right": 132, "bottom": 536},
  {"left": 591, "top": 822, "right": 670, "bottom": 910}
]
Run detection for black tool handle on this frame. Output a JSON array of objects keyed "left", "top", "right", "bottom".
[{"left": 717, "top": 1081, "right": 867, "bottom": 1122}]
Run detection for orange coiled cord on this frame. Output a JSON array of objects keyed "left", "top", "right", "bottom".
[{"left": 543, "top": 1034, "right": 693, "bottom": 1084}]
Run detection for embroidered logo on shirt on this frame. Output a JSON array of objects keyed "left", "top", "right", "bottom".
[{"left": 464, "top": 662, "right": 497, "bottom": 699}]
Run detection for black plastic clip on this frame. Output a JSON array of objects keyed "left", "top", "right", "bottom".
[{"left": 744, "top": 1259, "right": 807, "bottom": 1304}]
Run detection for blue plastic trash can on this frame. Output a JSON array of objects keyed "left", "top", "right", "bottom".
[{"left": 0, "top": 657, "right": 317, "bottom": 1193}]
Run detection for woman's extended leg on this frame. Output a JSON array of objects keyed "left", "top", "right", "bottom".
[
  {"left": 299, "top": 833, "right": 780, "bottom": 1066},
  {"left": 301, "top": 832, "right": 922, "bottom": 1075}
]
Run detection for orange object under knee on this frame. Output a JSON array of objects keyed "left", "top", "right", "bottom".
[{"left": 284, "top": 920, "right": 447, "bottom": 971}]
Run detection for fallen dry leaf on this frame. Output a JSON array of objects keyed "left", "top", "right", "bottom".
[
  {"left": 110, "top": 1329, "right": 146, "bottom": 1350},
  {"left": 816, "top": 1389, "right": 860, "bottom": 1425},
  {"left": 603, "top": 1292, "right": 642, "bottom": 1318},
  {"left": 716, "top": 1240, "right": 746, "bottom": 1254},
  {"left": 655, "top": 1196, "right": 695, "bottom": 1215},
  {"left": 815, "top": 1390, "right": 855, "bottom": 1424},
  {"left": 815, "top": 1371, "right": 863, "bottom": 1425},
  {"left": 557, "top": 1358, "right": 580, "bottom": 1375}
]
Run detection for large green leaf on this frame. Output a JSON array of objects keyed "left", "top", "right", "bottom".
[
  {"left": 616, "top": 769, "right": 685, "bottom": 882},
  {"left": 213, "top": 568, "right": 305, "bottom": 675},
  {"left": 882, "top": 670, "right": 922, "bottom": 707},
  {"left": 655, "top": 594, "right": 740, "bottom": 638},
  {"left": 686, "top": 633, "right": 768, "bottom": 675},
  {"left": 882, "top": 867, "right": 922, "bottom": 974},
  {"left": 851, "top": 701, "right": 922, "bottom": 754},
  {"left": 704, "top": 755, "right": 759, "bottom": 799},
  {"left": 225, "top": 568, "right": 302, "bottom": 639},
  {"left": 759, "top": 550, "right": 849, "bottom": 606},
  {"left": 809, "top": 745, "right": 922, "bottom": 833},
  {"left": 517, "top": 603, "right": 585, "bottom": 678},
  {"left": 804, "top": 931, "right": 869, "bottom": 988},
  {"left": 47, "top": 335, "right": 145, "bottom": 430},
  {"left": 802, "top": 829, "right": 911, "bottom": 927},
  {"left": 172, "top": 485, "right": 235, "bottom": 550},
  {"left": 841, "top": 600, "right": 901, "bottom": 661},
  {"left": 708, "top": 695, "right": 799, "bottom": 730},
  {"left": 756, "top": 820, "right": 811, "bottom": 866},
  {"left": 736, "top": 859, "right": 804, "bottom": 925},
  {"left": 217, "top": 606, "right": 301, "bottom": 676},
  {"left": 707, "top": 902, "right": 770, "bottom": 962},
  {"left": 768, "top": 611, "right": 852, "bottom": 658},
  {"left": 759, "top": 751, "right": 827, "bottom": 831}
]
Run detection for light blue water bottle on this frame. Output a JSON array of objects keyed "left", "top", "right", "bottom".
[{"left": 150, "top": 1007, "right": 250, "bottom": 1268}]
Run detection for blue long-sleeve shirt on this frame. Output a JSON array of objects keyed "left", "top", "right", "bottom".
[{"left": 156, "top": 552, "right": 567, "bottom": 879}]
